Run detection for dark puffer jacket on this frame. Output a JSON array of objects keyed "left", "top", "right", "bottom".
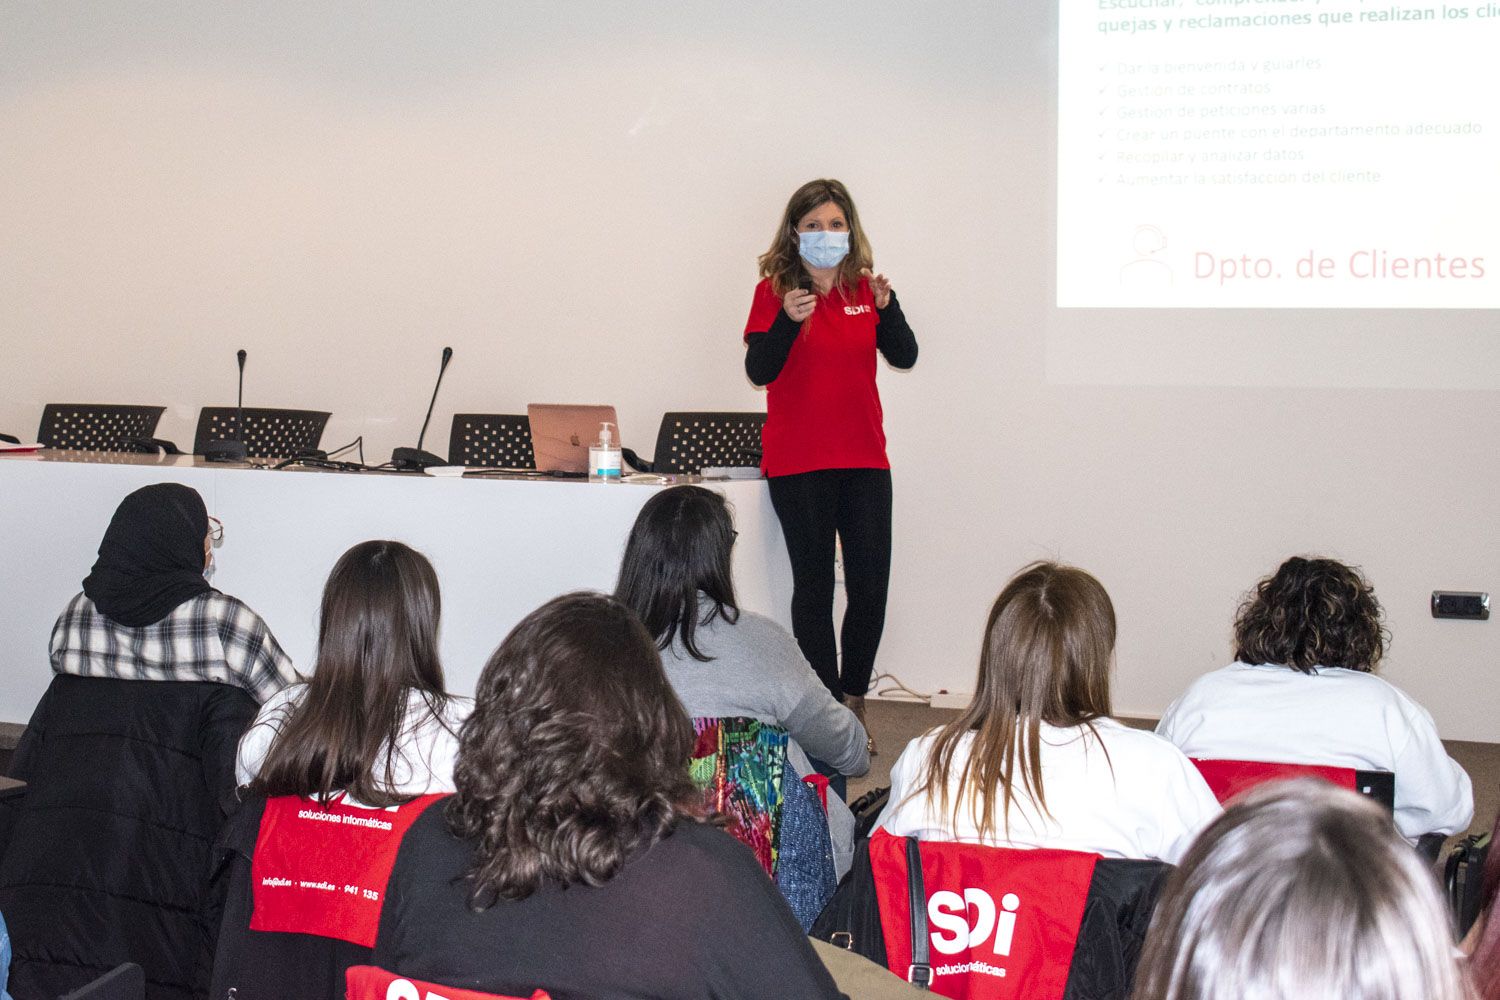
[{"left": 0, "top": 674, "right": 257, "bottom": 1000}]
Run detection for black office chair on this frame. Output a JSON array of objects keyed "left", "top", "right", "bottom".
[
  {"left": 58, "top": 963, "right": 145, "bottom": 1000},
  {"left": 193, "top": 407, "right": 330, "bottom": 460},
  {"left": 1445, "top": 830, "right": 1492, "bottom": 937},
  {"left": 644, "top": 411, "right": 766, "bottom": 475},
  {"left": 447, "top": 413, "right": 536, "bottom": 469},
  {"left": 36, "top": 404, "right": 166, "bottom": 452}
]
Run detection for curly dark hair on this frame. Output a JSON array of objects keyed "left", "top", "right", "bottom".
[
  {"left": 446, "top": 592, "right": 700, "bottom": 907},
  {"left": 1233, "top": 556, "right": 1389, "bottom": 673}
]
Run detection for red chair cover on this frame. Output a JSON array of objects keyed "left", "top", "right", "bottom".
[
  {"left": 869, "top": 830, "right": 1098, "bottom": 1000},
  {"left": 345, "top": 965, "right": 550, "bottom": 1000},
  {"left": 250, "top": 794, "right": 442, "bottom": 947},
  {"left": 1189, "top": 758, "right": 1357, "bottom": 805}
]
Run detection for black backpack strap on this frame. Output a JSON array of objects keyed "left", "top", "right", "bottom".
[{"left": 906, "top": 836, "right": 932, "bottom": 989}]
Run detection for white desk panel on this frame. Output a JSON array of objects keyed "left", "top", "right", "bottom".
[{"left": 0, "top": 453, "right": 791, "bottom": 723}]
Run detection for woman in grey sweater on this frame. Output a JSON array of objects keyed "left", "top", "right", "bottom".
[{"left": 615, "top": 485, "right": 870, "bottom": 873}]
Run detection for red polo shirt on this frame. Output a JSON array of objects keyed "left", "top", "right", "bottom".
[{"left": 743, "top": 276, "right": 890, "bottom": 478}]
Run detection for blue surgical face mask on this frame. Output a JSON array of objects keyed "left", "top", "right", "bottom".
[{"left": 798, "top": 230, "right": 850, "bottom": 269}]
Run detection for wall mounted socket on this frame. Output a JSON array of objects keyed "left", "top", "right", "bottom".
[
  {"left": 1432, "top": 591, "right": 1489, "bottom": 620},
  {"left": 930, "top": 691, "right": 972, "bottom": 710}
]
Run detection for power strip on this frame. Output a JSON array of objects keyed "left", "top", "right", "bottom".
[{"left": 929, "top": 691, "right": 971, "bottom": 711}]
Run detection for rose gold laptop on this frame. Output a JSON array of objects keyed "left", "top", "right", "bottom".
[{"left": 526, "top": 403, "right": 619, "bottom": 474}]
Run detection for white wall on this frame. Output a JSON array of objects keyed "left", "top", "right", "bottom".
[{"left": 3, "top": 2, "right": 1495, "bottom": 739}]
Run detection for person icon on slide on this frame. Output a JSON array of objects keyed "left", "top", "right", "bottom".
[{"left": 1119, "top": 224, "right": 1173, "bottom": 288}]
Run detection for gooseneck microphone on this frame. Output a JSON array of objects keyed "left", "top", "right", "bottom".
[
  {"left": 203, "top": 349, "right": 250, "bottom": 462},
  {"left": 391, "top": 347, "right": 454, "bottom": 470}
]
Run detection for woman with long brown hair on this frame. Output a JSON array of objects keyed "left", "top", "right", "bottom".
[
  {"left": 876, "top": 561, "right": 1219, "bottom": 861},
  {"left": 371, "top": 592, "right": 842, "bottom": 998},
  {"left": 236, "top": 539, "right": 469, "bottom": 804},
  {"left": 743, "top": 178, "right": 918, "bottom": 748}
]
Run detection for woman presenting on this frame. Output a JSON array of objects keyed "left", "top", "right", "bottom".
[{"left": 743, "top": 178, "right": 918, "bottom": 752}]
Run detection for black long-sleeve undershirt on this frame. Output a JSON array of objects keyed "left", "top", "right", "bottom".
[{"left": 744, "top": 289, "right": 919, "bottom": 386}]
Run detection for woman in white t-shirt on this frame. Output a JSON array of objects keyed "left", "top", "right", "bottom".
[
  {"left": 1157, "top": 555, "right": 1472, "bottom": 843},
  {"left": 236, "top": 540, "right": 471, "bottom": 803},
  {"left": 877, "top": 562, "right": 1220, "bottom": 864}
]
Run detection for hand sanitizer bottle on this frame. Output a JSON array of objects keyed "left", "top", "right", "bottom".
[{"left": 588, "top": 422, "right": 622, "bottom": 483}]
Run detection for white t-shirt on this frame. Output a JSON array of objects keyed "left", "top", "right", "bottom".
[
  {"left": 1156, "top": 661, "right": 1473, "bottom": 841},
  {"left": 876, "top": 718, "right": 1221, "bottom": 864},
  {"left": 235, "top": 683, "right": 472, "bottom": 800}
]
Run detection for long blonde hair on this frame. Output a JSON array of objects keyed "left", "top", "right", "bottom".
[
  {"left": 757, "top": 178, "right": 875, "bottom": 298},
  {"left": 918, "top": 561, "right": 1115, "bottom": 838}
]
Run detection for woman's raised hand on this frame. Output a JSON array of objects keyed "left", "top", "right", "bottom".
[
  {"left": 861, "top": 268, "right": 892, "bottom": 309},
  {"left": 782, "top": 287, "right": 817, "bottom": 322}
]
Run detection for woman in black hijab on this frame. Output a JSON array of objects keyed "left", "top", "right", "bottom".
[
  {"left": 0, "top": 482, "right": 295, "bottom": 999},
  {"left": 45, "top": 482, "right": 294, "bottom": 700},
  {"left": 81, "top": 482, "right": 217, "bottom": 628}
]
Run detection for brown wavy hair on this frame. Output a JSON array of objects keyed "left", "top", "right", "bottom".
[
  {"left": 1233, "top": 556, "right": 1388, "bottom": 673},
  {"left": 446, "top": 592, "right": 700, "bottom": 906},
  {"left": 251, "top": 540, "right": 450, "bottom": 807},
  {"left": 757, "top": 178, "right": 875, "bottom": 298},
  {"left": 915, "top": 562, "right": 1115, "bottom": 838}
]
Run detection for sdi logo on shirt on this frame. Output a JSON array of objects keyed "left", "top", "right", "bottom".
[{"left": 844, "top": 304, "right": 873, "bottom": 316}]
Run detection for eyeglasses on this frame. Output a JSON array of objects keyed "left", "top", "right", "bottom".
[{"left": 208, "top": 516, "right": 224, "bottom": 545}]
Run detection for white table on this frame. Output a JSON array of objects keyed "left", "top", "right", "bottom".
[{"left": 0, "top": 452, "right": 791, "bottom": 723}]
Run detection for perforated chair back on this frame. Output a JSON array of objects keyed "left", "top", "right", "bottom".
[
  {"left": 193, "top": 407, "right": 330, "bottom": 459},
  {"left": 448, "top": 413, "right": 536, "bottom": 468},
  {"left": 58, "top": 963, "right": 146, "bottom": 1000},
  {"left": 37, "top": 404, "right": 165, "bottom": 452},
  {"left": 650, "top": 411, "right": 766, "bottom": 474}
]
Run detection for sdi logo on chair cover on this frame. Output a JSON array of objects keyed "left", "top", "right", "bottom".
[
  {"left": 868, "top": 831, "right": 1099, "bottom": 1000},
  {"left": 928, "top": 888, "right": 1022, "bottom": 957}
]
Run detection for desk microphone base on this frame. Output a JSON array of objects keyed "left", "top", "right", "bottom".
[
  {"left": 202, "top": 440, "right": 248, "bottom": 463},
  {"left": 390, "top": 447, "right": 447, "bottom": 471}
]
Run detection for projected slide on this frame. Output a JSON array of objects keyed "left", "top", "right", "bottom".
[{"left": 1058, "top": 1, "right": 1498, "bottom": 308}]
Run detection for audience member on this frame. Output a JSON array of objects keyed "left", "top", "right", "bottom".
[
  {"left": 1132, "top": 779, "right": 1471, "bottom": 1000},
  {"left": 876, "top": 561, "right": 1219, "bottom": 862},
  {"left": 1463, "top": 804, "right": 1500, "bottom": 998},
  {"left": 236, "top": 539, "right": 469, "bottom": 800},
  {"left": 614, "top": 485, "right": 868, "bottom": 872},
  {"left": 1157, "top": 555, "right": 1473, "bottom": 842},
  {"left": 0, "top": 483, "right": 294, "bottom": 1000},
  {"left": 213, "top": 540, "right": 471, "bottom": 1000},
  {"left": 372, "top": 592, "right": 844, "bottom": 999},
  {"left": 1, "top": 911, "right": 12, "bottom": 1000}
]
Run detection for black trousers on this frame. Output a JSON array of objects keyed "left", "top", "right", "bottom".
[{"left": 767, "top": 468, "right": 893, "bottom": 699}]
